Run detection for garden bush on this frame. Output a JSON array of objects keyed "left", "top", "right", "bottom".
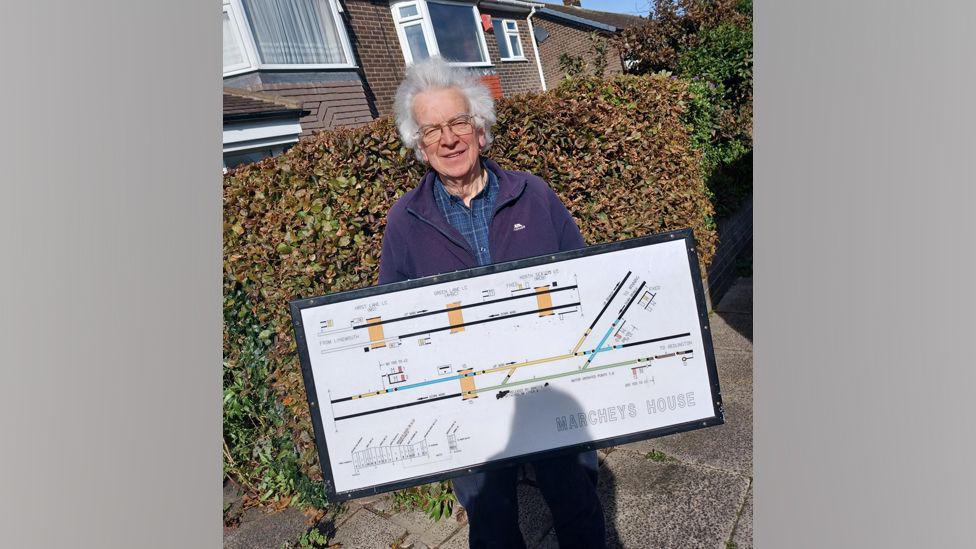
[
  {"left": 616, "top": 0, "right": 751, "bottom": 77},
  {"left": 617, "top": 0, "right": 753, "bottom": 216},
  {"left": 223, "top": 73, "right": 717, "bottom": 509}
]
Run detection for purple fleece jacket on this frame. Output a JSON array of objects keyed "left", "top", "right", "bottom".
[{"left": 378, "top": 157, "right": 584, "bottom": 284}]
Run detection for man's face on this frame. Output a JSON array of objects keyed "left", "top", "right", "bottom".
[{"left": 412, "top": 87, "right": 486, "bottom": 181}]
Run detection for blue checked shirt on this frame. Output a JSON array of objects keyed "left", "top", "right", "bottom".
[{"left": 433, "top": 167, "right": 498, "bottom": 266}]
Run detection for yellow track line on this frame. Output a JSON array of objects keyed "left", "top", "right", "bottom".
[
  {"left": 571, "top": 329, "right": 591, "bottom": 355},
  {"left": 348, "top": 311, "right": 615, "bottom": 399},
  {"left": 351, "top": 297, "right": 606, "bottom": 397},
  {"left": 349, "top": 352, "right": 580, "bottom": 399}
]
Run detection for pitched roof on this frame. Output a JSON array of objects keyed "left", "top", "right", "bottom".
[
  {"left": 540, "top": 4, "right": 646, "bottom": 31},
  {"left": 223, "top": 88, "right": 307, "bottom": 122},
  {"left": 482, "top": 0, "right": 546, "bottom": 9}
]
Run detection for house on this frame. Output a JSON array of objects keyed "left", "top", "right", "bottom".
[
  {"left": 222, "top": 0, "right": 375, "bottom": 137},
  {"left": 533, "top": 1, "right": 646, "bottom": 90},
  {"left": 222, "top": 88, "right": 309, "bottom": 170},
  {"left": 220, "top": 0, "right": 643, "bottom": 154},
  {"left": 222, "top": 0, "right": 551, "bottom": 133}
]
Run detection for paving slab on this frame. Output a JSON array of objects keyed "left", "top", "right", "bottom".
[
  {"left": 365, "top": 492, "right": 464, "bottom": 545},
  {"left": 327, "top": 508, "right": 410, "bottom": 549},
  {"left": 620, "top": 395, "right": 752, "bottom": 477},
  {"left": 720, "top": 310, "right": 752, "bottom": 342},
  {"left": 714, "top": 347, "right": 753, "bottom": 403},
  {"left": 517, "top": 483, "right": 555, "bottom": 545},
  {"left": 708, "top": 312, "right": 752, "bottom": 351},
  {"left": 364, "top": 493, "right": 399, "bottom": 515},
  {"left": 731, "top": 485, "right": 753, "bottom": 549},
  {"left": 223, "top": 507, "right": 309, "bottom": 549},
  {"left": 333, "top": 502, "right": 361, "bottom": 527},
  {"left": 344, "top": 492, "right": 388, "bottom": 514},
  {"left": 597, "top": 451, "right": 749, "bottom": 548},
  {"left": 438, "top": 527, "right": 469, "bottom": 549},
  {"left": 714, "top": 278, "right": 752, "bottom": 315},
  {"left": 388, "top": 507, "right": 464, "bottom": 546},
  {"left": 400, "top": 533, "right": 432, "bottom": 549},
  {"left": 435, "top": 483, "right": 554, "bottom": 548},
  {"left": 239, "top": 506, "right": 266, "bottom": 524}
]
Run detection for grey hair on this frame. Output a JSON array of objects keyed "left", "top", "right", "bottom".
[{"left": 394, "top": 57, "right": 497, "bottom": 162}]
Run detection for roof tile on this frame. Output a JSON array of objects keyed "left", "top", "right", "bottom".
[{"left": 543, "top": 4, "right": 646, "bottom": 30}]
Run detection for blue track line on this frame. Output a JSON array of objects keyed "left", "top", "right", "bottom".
[
  {"left": 583, "top": 320, "right": 618, "bottom": 367},
  {"left": 393, "top": 374, "right": 463, "bottom": 392}
]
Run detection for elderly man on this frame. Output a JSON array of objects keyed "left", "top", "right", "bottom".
[{"left": 378, "top": 58, "right": 606, "bottom": 549}]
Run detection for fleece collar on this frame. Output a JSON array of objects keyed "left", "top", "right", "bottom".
[{"left": 403, "top": 157, "right": 527, "bottom": 224}]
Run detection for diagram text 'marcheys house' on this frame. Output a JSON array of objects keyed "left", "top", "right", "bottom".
[{"left": 221, "top": 0, "right": 644, "bottom": 167}]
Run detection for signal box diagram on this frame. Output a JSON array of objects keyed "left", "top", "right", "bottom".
[{"left": 290, "top": 230, "right": 724, "bottom": 501}]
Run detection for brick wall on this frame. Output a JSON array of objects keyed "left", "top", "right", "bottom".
[
  {"left": 343, "top": 0, "right": 409, "bottom": 117},
  {"left": 534, "top": 15, "right": 625, "bottom": 90},
  {"left": 345, "top": 2, "right": 543, "bottom": 111},
  {"left": 480, "top": 9, "right": 544, "bottom": 95},
  {"left": 480, "top": 75, "right": 504, "bottom": 99}
]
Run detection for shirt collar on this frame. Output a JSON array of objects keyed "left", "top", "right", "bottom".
[
  {"left": 404, "top": 157, "right": 523, "bottom": 225},
  {"left": 433, "top": 163, "right": 497, "bottom": 206}
]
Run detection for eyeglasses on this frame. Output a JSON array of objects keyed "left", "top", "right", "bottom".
[{"left": 417, "top": 114, "right": 476, "bottom": 146}]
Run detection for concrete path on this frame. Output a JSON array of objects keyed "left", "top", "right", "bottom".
[{"left": 226, "top": 277, "right": 753, "bottom": 548}]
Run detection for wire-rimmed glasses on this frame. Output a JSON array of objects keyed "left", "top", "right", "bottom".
[{"left": 417, "top": 114, "right": 476, "bottom": 146}]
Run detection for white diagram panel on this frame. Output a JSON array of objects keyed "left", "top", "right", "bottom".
[{"left": 290, "top": 231, "right": 723, "bottom": 500}]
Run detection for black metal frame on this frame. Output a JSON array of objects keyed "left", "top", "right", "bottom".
[{"left": 289, "top": 228, "right": 724, "bottom": 502}]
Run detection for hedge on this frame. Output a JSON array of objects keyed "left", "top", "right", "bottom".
[
  {"left": 616, "top": 0, "right": 753, "bottom": 217},
  {"left": 223, "top": 73, "right": 717, "bottom": 508}
]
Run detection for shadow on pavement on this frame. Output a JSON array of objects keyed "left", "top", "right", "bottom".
[
  {"left": 459, "top": 384, "right": 620, "bottom": 548},
  {"left": 595, "top": 458, "right": 623, "bottom": 549},
  {"left": 713, "top": 273, "right": 753, "bottom": 345}
]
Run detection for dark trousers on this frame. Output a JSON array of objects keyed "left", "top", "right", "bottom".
[{"left": 452, "top": 450, "right": 607, "bottom": 549}]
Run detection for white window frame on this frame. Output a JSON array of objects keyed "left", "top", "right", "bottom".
[
  {"left": 494, "top": 18, "right": 526, "bottom": 62},
  {"left": 223, "top": 0, "right": 254, "bottom": 75},
  {"left": 390, "top": 0, "right": 493, "bottom": 68},
  {"left": 391, "top": 1, "right": 430, "bottom": 65},
  {"left": 223, "top": 0, "right": 357, "bottom": 77}
]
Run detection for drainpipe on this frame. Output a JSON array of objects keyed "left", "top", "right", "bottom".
[{"left": 526, "top": 7, "right": 547, "bottom": 91}]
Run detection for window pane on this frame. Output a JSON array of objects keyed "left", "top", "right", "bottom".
[
  {"left": 223, "top": 12, "right": 246, "bottom": 69},
  {"left": 398, "top": 4, "right": 419, "bottom": 18},
  {"left": 242, "top": 0, "right": 347, "bottom": 64},
  {"left": 508, "top": 34, "right": 522, "bottom": 58},
  {"left": 504, "top": 20, "right": 517, "bottom": 32},
  {"left": 491, "top": 18, "right": 510, "bottom": 58},
  {"left": 427, "top": 1, "right": 485, "bottom": 63},
  {"left": 404, "top": 23, "right": 429, "bottom": 61}
]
